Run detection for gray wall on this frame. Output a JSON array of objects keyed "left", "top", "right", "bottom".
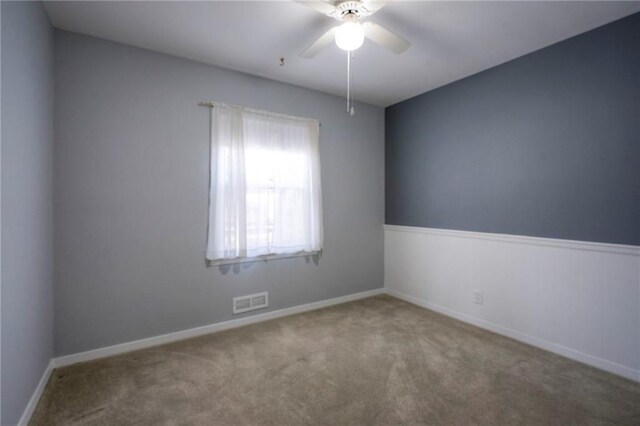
[
  {"left": 1, "top": 2, "right": 54, "bottom": 425},
  {"left": 54, "top": 31, "right": 384, "bottom": 356},
  {"left": 386, "top": 12, "right": 640, "bottom": 246}
]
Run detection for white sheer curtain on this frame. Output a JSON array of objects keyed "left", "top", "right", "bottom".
[{"left": 206, "top": 104, "right": 323, "bottom": 262}]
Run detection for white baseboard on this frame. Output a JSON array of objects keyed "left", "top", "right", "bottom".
[
  {"left": 386, "top": 287, "right": 640, "bottom": 382},
  {"left": 18, "top": 283, "right": 638, "bottom": 426},
  {"left": 17, "top": 360, "right": 54, "bottom": 426},
  {"left": 53, "top": 288, "right": 385, "bottom": 368}
]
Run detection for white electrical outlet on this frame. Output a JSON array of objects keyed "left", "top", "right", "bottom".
[{"left": 473, "top": 289, "right": 484, "bottom": 305}]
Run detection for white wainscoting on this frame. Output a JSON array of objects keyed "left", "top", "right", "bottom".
[{"left": 384, "top": 225, "right": 640, "bottom": 382}]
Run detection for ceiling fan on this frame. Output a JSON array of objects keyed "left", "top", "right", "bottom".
[{"left": 297, "top": 0, "right": 411, "bottom": 57}]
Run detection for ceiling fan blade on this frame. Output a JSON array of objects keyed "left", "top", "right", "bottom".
[
  {"left": 300, "top": 26, "right": 337, "bottom": 58},
  {"left": 362, "top": 21, "right": 410, "bottom": 54},
  {"left": 294, "top": 1, "right": 337, "bottom": 16},
  {"left": 360, "top": 0, "right": 392, "bottom": 16}
]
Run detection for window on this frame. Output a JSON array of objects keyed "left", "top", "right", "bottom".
[{"left": 206, "top": 104, "right": 323, "bottom": 263}]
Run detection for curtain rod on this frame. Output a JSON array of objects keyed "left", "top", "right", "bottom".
[{"left": 198, "top": 101, "right": 320, "bottom": 126}]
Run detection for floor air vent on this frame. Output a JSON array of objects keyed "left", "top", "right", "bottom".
[{"left": 233, "top": 292, "right": 269, "bottom": 314}]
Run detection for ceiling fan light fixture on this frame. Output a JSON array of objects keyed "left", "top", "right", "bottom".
[{"left": 335, "top": 21, "right": 364, "bottom": 51}]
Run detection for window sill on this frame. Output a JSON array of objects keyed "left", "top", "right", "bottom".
[{"left": 209, "top": 251, "right": 321, "bottom": 266}]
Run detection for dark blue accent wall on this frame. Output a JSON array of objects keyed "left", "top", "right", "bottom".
[{"left": 385, "top": 13, "right": 640, "bottom": 246}]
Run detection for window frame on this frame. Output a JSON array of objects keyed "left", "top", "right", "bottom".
[{"left": 205, "top": 102, "right": 323, "bottom": 265}]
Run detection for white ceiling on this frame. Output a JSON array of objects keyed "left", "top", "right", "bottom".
[{"left": 43, "top": 1, "right": 640, "bottom": 107}]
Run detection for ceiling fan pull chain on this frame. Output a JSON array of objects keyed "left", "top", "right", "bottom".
[
  {"left": 350, "top": 51, "right": 355, "bottom": 116},
  {"left": 346, "top": 50, "right": 355, "bottom": 116},
  {"left": 346, "top": 50, "right": 351, "bottom": 113}
]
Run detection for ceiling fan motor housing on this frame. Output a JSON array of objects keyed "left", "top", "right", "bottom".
[{"left": 335, "top": 1, "right": 364, "bottom": 19}]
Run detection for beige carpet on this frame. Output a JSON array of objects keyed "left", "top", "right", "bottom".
[{"left": 31, "top": 295, "right": 640, "bottom": 425}]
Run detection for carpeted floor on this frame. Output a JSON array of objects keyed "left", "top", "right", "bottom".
[{"left": 31, "top": 295, "right": 640, "bottom": 425}]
